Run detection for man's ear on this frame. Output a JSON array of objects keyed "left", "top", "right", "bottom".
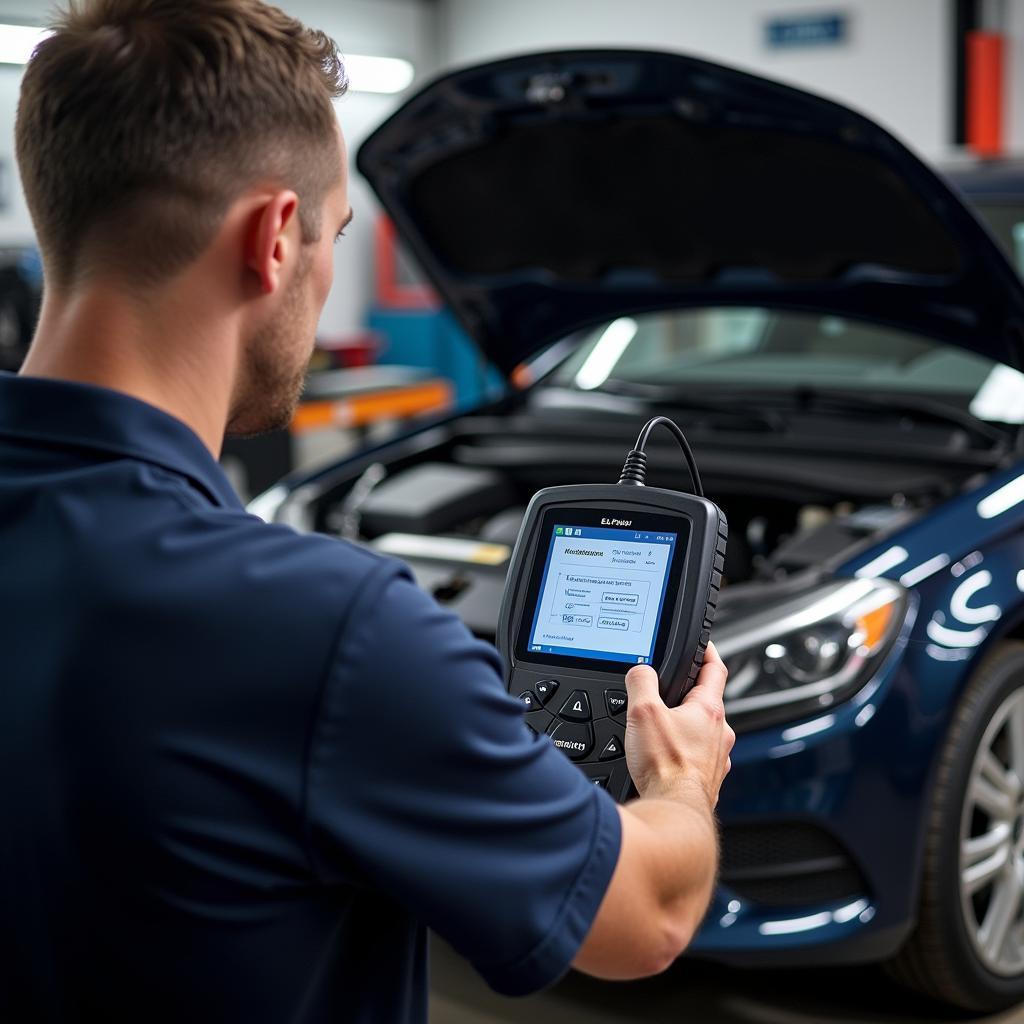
[{"left": 246, "top": 190, "right": 300, "bottom": 296}]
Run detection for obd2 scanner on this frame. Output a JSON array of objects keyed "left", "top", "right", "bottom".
[{"left": 497, "top": 417, "right": 728, "bottom": 801}]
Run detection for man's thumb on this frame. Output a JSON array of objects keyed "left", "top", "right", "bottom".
[{"left": 624, "top": 664, "right": 661, "bottom": 706}]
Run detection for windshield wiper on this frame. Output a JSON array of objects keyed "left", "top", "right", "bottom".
[
  {"left": 778, "top": 385, "right": 1008, "bottom": 448},
  {"left": 584, "top": 379, "right": 1007, "bottom": 449},
  {"left": 591, "top": 379, "right": 786, "bottom": 431}
]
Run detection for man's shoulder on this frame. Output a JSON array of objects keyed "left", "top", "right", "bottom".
[
  {"left": 191, "top": 507, "right": 402, "bottom": 607},
  {"left": 132, "top": 495, "right": 406, "bottom": 646}
]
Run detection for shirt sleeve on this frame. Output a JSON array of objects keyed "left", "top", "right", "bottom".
[{"left": 304, "top": 562, "right": 622, "bottom": 996}]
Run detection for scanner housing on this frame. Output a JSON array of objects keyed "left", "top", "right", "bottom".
[{"left": 497, "top": 483, "right": 727, "bottom": 801}]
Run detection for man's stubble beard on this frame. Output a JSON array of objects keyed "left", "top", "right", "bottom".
[{"left": 226, "top": 257, "right": 316, "bottom": 439}]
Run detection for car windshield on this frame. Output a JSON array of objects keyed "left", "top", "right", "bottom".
[
  {"left": 551, "top": 307, "right": 1024, "bottom": 425},
  {"left": 971, "top": 200, "right": 1024, "bottom": 277}
]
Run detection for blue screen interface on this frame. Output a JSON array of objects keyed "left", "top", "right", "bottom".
[{"left": 526, "top": 524, "right": 677, "bottom": 665}]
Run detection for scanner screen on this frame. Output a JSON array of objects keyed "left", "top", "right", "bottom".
[{"left": 525, "top": 524, "right": 677, "bottom": 666}]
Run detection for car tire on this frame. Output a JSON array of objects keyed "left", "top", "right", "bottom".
[{"left": 887, "top": 641, "right": 1024, "bottom": 1012}]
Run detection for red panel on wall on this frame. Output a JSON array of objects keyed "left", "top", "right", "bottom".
[
  {"left": 966, "top": 30, "right": 1004, "bottom": 157},
  {"left": 375, "top": 215, "right": 440, "bottom": 310}
]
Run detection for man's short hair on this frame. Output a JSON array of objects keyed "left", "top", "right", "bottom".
[{"left": 16, "top": 0, "right": 348, "bottom": 288}]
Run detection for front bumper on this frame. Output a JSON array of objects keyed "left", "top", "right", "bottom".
[{"left": 690, "top": 636, "right": 934, "bottom": 966}]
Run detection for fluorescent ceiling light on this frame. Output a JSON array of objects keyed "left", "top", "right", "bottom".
[
  {"left": 0, "top": 24, "right": 52, "bottom": 65},
  {"left": 899, "top": 552, "right": 950, "bottom": 588},
  {"left": 949, "top": 570, "right": 1001, "bottom": 625},
  {"left": 853, "top": 545, "right": 908, "bottom": 579},
  {"left": 781, "top": 714, "right": 836, "bottom": 742},
  {"left": 575, "top": 317, "right": 639, "bottom": 391},
  {"left": 758, "top": 911, "right": 833, "bottom": 936},
  {"left": 977, "top": 472, "right": 1024, "bottom": 519},
  {"left": 344, "top": 54, "right": 414, "bottom": 94},
  {"left": 970, "top": 364, "right": 1024, "bottom": 424}
]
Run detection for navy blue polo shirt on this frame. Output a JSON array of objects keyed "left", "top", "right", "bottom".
[{"left": 0, "top": 373, "right": 621, "bottom": 1023}]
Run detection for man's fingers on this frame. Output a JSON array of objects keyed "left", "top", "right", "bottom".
[
  {"left": 624, "top": 664, "right": 661, "bottom": 710},
  {"left": 683, "top": 641, "right": 729, "bottom": 704},
  {"left": 704, "top": 641, "right": 725, "bottom": 670}
]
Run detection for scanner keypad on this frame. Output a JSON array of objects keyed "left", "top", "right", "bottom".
[
  {"left": 512, "top": 670, "right": 629, "bottom": 801},
  {"left": 534, "top": 679, "right": 559, "bottom": 705},
  {"left": 604, "top": 690, "right": 627, "bottom": 717},
  {"left": 524, "top": 707, "right": 554, "bottom": 735},
  {"left": 548, "top": 721, "right": 594, "bottom": 761},
  {"left": 558, "top": 690, "right": 592, "bottom": 722}
]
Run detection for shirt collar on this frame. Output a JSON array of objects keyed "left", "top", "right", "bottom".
[{"left": 0, "top": 372, "right": 243, "bottom": 510}]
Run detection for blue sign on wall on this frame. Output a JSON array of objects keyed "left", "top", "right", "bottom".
[{"left": 765, "top": 13, "right": 848, "bottom": 49}]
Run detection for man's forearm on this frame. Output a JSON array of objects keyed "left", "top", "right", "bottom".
[
  {"left": 623, "top": 786, "right": 719, "bottom": 941},
  {"left": 574, "top": 652, "right": 731, "bottom": 980},
  {"left": 573, "top": 788, "right": 719, "bottom": 981}
]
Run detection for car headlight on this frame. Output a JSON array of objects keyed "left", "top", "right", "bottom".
[{"left": 716, "top": 578, "right": 908, "bottom": 731}]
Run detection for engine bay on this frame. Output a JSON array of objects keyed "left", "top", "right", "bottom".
[{"left": 302, "top": 407, "right": 986, "bottom": 641}]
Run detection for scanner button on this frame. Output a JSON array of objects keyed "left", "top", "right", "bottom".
[
  {"left": 518, "top": 690, "right": 540, "bottom": 711},
  {"left": 598, "top": 735, "right": 625, "bottom": 761},
  {"left": 525, "top": 708, "right": 554, "bottom": 737},
  {"left": 605, "top": 690, "right": 628, "bottom": 717},
  {"left": 549, "top": 721, "right": 594, "bottom": 761},
  {"left": 559, "top": 690, "right": 592, "bottom": 722},
  {"left": 534, "top": 679, "right": 559, "bottom": 705}
]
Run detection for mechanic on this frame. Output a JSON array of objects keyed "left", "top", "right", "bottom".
[{"left": 0, "top": 2, "right": 734, "bottom": 1022}]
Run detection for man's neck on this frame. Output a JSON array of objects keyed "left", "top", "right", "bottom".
[{"left": 20, "top": 276, "right": 239, "bottom": 458}]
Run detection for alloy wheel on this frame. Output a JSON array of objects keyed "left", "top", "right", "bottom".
[{"left": 959, "top": 686, "right": 1024, "bottom": 977}]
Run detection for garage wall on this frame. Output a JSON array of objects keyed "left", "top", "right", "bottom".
[
  {"left": 0, "top": 68, "right": 31, "bottom": 244},
  {"left": 437, "top": 0, "right": 957, "bottom": 161},
  {"left": 1, "top": 0, "right": 1020, "bottom": 338},
  {"left": 289, "top": 0, "right": 438, "bottom": 337},
  {"left": 0, "top": 0, "right": 437, "bottom": 336},
  {"left": 1009, "top": 0, "right": 1024, "bottom": 153}
]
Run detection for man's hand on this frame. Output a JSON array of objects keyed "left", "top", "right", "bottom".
[
  {"left": 624, "top": 642, "right": 734, "bottom": 811},
  {"left": 573, "top": 644, "right": 734, "bottom": 980}
]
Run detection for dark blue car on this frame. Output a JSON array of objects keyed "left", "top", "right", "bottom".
[{"left": 253, "top": 51, "right": 1024, "bottom": 1013}]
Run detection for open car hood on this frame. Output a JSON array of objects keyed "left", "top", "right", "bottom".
[{"left": 357, "top": 49, "right": 1024, "bottom": 375}]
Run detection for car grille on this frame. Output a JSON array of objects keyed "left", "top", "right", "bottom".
[{"left": 720, "top": 822, "right": 868, "bottom": 907}]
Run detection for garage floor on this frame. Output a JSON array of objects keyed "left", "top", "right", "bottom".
[{"left": 429, "top": 939, "right": 1024, "bottom": 1024}]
